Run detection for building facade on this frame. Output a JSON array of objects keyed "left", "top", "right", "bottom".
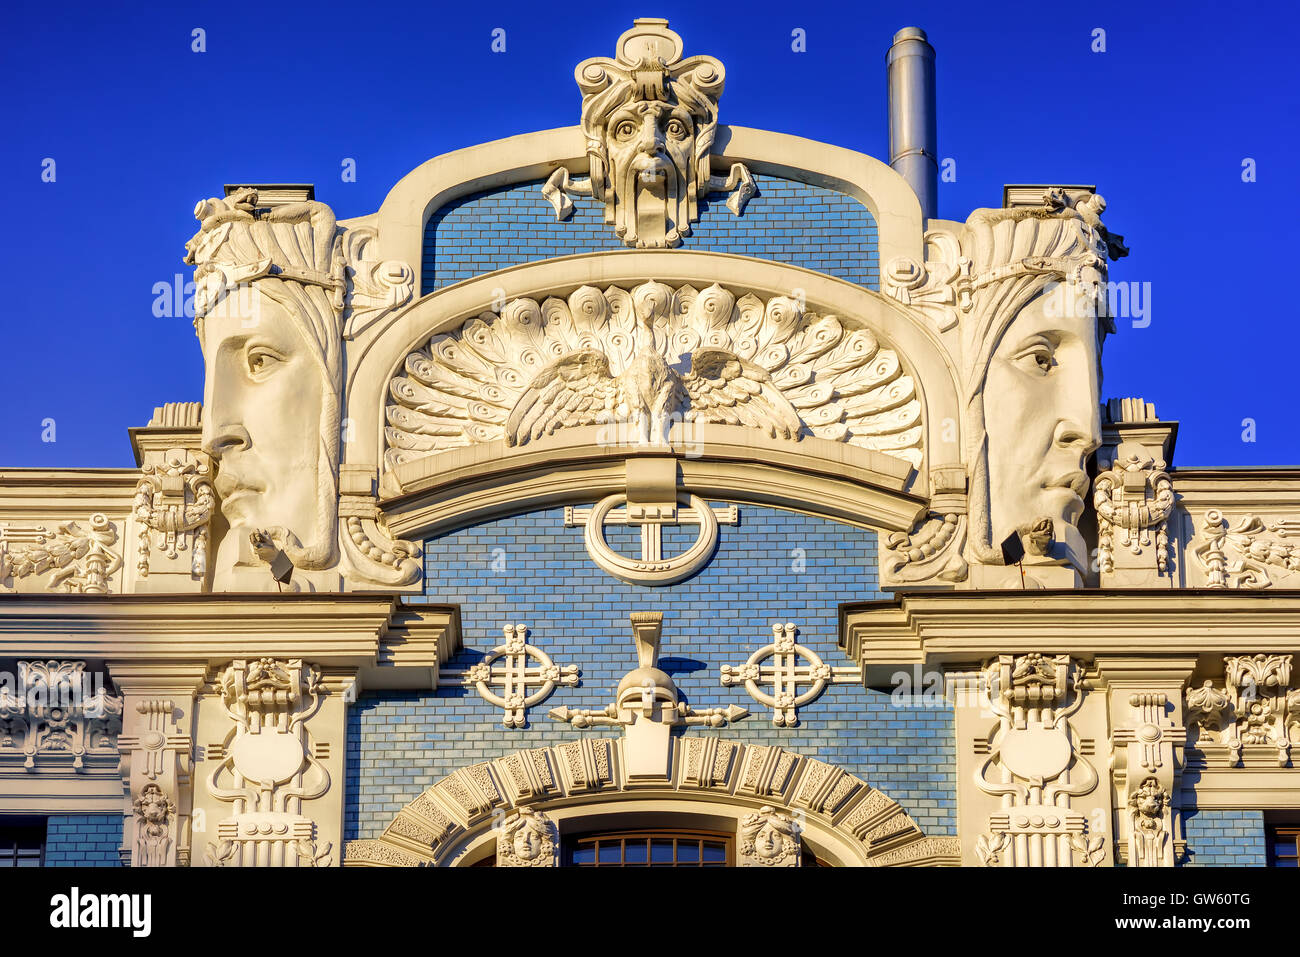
[{"left": 2, "top": 18, "right": 1298, "bottom": 869}]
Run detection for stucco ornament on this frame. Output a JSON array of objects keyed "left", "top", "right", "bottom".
[
  {"left": 542, "top": 18, "right": 754, "bottom": 248},
  {"left": 955, "top": 189, "right": 1124, "bottom": 579},
  {"left": 385, "top": 281, "right": 921, "bottom": 470},
  {"left": 1127, "top": 777, "right": 1170, "bottom": 867},
  {"left": 973, "top": 654, "right": 1104, "bottom": 867},
  {"left": 205, "top": 657, "right": 334, "bottom": 867},
  {"left": 133, "top": 782, "right": 175, "bottom": 867},
  {"left": 737, "top": 805, "right": 802, "bottom": 866},
  {"left": 495, "top": 807, "right": 559, "bottom": 867},
  {"left": 185, "top": 189, "right": 418, "bottom": 591}
]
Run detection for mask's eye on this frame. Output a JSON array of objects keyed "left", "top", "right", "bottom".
[
  {"left": 247, "top": 347, "right": 284, "bottom": 377},
  {"left": 614, "top": 120, "right": 637, "bottom": 139},
  {"left": 665, "top": 118, "right": 688, "bottom": 138},
  {"left": 1012, "top": 344, "right": 1054, "bottom": 376}
]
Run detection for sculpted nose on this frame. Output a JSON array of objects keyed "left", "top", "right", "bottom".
[
  {"left": 202, "top": 422, "right": 251, "bottom": 459},
  {"left": 639, "top": 116, "right": 661, "bottom": 154},
  {"left": 1055, "top": 418, "right": 1100, "bottom": 457}
]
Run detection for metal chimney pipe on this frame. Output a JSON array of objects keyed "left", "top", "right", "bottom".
[{"left": 887, "top": 26, "right": 938, "bottom": 221}]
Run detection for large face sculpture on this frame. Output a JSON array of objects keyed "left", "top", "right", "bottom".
[
  {"left": 982, "top": 280, "right": 1102, "bottom": 567},
  {"left": 961, "top": 191, "right": 1118, "bottom": 577},
  {"left": 200, "top": 288, "right": 329, "bottom": 587},
  {"left": 186, "top": 191, "right": 344, "bottom": 591}
]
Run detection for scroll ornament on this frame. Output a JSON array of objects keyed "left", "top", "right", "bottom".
[
  {"left": 0, "top": 513, "right": 121, "bottom": 594},
  {"left": 1193, "top": 510, "right": 1300, "bottom": 588}
]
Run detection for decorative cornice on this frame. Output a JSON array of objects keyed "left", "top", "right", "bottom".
[
  {"left": 0, "top": 595, "right": 457, "bottom": 675},
  {"left": 841, "top": 590, "right": 1300, "bottom": 683}
]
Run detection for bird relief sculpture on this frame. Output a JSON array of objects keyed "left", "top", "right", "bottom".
[{"left": 383, "top": 281, "right": 923, "bottom": 471}]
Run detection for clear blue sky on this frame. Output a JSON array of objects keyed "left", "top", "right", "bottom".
[{"left": 2, "top": 0, "right": 1296, "bottom": 468}]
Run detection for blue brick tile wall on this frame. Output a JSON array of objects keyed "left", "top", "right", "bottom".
[
  {"left": 422, "top": 175, "right": 879, "bottom": 293},
  {"left": 44, "top": 814, "right": 122, "bottom": 866},
  {"left": 1182, "top": 809, "right": 1267, "bottom": 866},
  {"left": 348, "top": 505, "right": 955, "bottom": 841}
]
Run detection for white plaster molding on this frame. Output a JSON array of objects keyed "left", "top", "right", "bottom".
[
  {"left": 972, "top": 654, "right": 1103, "bottom": 867},
  {"left": 203, "top": 658, "right": 333, "bottom": 867},
  {"left": 1192, "top": 509, "right": 1300, "bottom": 589},
  {"left": 371, "top": 124, "right": 923, "bottom": 297},
  {"left": 565, "top": 494, "right": 736, "bottom": 586},
  {"left": 437, "top": 623, "right": 579, "bottom": 728},
  {"left": 0, "top": 513, "right": 122, "bottom": 594},
  {"left": 346, "top": 741, "right": 954, "bottom": 867},
  {"left": 384, "top": 280, "right": 923, "bottom": 474},
  {"left": 495, "top": 807, "right": 559, "bottom": 867},
  {"left": 0, "top": 660, "right": 122, "bottom": 771},
  {"left": 542, "top": 19, "right": 754, "bottom": 249},
  {"left": 720, "top": 622, "right": 860, "bottom": 726}
]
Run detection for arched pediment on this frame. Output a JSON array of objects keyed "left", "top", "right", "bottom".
[
  {"left": 342, "top": 740, "right": 959, "bottom": 867},
  {"left": 344, "top": 251, "right": 962, "bottom": 543}
]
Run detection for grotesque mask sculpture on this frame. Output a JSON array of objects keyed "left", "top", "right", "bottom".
[{"left": 543, "top": 18, "right": 754, "bottom": 248}]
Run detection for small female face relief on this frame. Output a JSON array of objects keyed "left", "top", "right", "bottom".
[{"left": 982, "top": 281, "right": 1102, "bottom": 566}]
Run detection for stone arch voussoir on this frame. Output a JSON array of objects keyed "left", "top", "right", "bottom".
[{"left": 344, "top": 739, "right": 958, "bottom": 867}]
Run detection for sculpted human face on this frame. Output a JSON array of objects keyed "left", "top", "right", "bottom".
[
  {"left": 512, "top": 826, "right": 542, "bottom": 861},
  {"left": 201, "top": 288, "right": 325, "bottom": 581},
  {"left": 606, "top": 100, "right": 694, "bottom": 246},
  {"left": 982, "top": 282, "right": 1102, "bottom": 567},
  {"left": 753, "top": 823, "right": 781, "bottom": 859}
]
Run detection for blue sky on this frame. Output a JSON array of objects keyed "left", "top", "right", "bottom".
[{"left": 2, "top": 0, "right": 1296, "bottom": 467}]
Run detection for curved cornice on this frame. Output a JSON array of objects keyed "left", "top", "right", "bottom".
[
  {"left": 369, "top": 124, "right": 924, "bottom": 292},
  {"left": 345, "top": 251, "right": 961, "bottom": 518}
]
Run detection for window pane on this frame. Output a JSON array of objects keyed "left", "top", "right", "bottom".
[
  {"left": 624, "top": 840, "right": 648, "bottom": 864},
  {"left": 597, "top": 842, "right": 621, "bottom": 864},
  {"left": 702, "top": 841, "right": 727, "bottom": 863},
  {"left": 650, "top": 839, "right": 675, "bottom": 863},
  {"left": 676, "top": 841, "right": 700, "bottom": 863},
  {"left": 570, "top": 845, "right": 596, "bottom": 865}
]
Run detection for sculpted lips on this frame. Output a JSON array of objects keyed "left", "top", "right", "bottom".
[
  {"left": 214, "top": 469, "right": 265, "bottom": 513},
  {"left": 1044, "top": 470, "right": 1090, "bottom": 500}
]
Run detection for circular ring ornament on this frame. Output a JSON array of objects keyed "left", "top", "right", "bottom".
[{"left": 583, "top": 493, "right": 719, "bottom": 586}]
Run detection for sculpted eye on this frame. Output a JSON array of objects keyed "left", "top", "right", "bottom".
[
  {"left": 615, "top": 120, "right": 637, "bottom": 139},
  {"left": 665, "top": 118, "right": 688, "bottom": 138},
  {"left": 1013, "top": 344, "right": 1055, "bottom": 376},
  {"left": 247, "top": 347, "right": 284, "bottom": 377}
]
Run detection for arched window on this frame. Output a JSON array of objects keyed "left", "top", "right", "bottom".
[{"left": 567, "top": 829, "right": 731, "bottom": 867}]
